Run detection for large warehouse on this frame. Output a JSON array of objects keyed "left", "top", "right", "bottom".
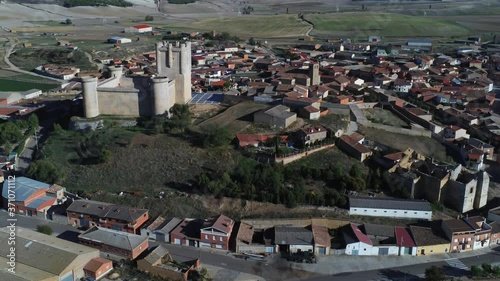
[{"left": 107, "top": 36, "right": 132, "bottom": 44}]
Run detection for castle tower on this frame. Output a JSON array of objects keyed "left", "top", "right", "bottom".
[
  {"left": 109, "top": 65, "right": 123, "bottom": 79},
  {"left": 151, "top": 76, "right": 174, "bottom": 116},
  {"left": 81, "top": 76, "right": 99, "bottom": 118},
  {"left": 155, "top": 41, "right": 192, "bottom": 104},
  {"left": 308, "top": 63, "right": 320, "bottom": 86}
]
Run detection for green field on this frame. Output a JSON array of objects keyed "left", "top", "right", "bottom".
[
  {"left": 0, "top": 78, "right": 59, "bottom": 91},
  {"left": 175, "top": 14, "right": 310, "bottom": 38},
  {"left": 305, "top": 12, "right": 471, "bottom": 37}
]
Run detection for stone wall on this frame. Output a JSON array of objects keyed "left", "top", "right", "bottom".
[{"left": 275, "top": 144, "right": 335, "bottom": 165}]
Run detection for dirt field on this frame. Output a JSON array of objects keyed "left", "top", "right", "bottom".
[
  {"left": 194, "top": 102, "right": 268, "bottom": 134},
  {"left": 364, "top": 108, "right": 408, "bottom": 128},
  {"left": 359, "top": 126, "right": 450, "bottom": 162}
]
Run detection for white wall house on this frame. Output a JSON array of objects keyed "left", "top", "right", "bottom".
[
  {"left": 344, "top": 224, "right": 374, "bottom": 256},
  {"left": 349, "top": 197, "right": 432, "bottom": 220}
]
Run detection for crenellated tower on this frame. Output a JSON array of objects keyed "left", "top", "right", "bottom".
[{"left": 155, "top": 41, "right": 192, "bottom": 104}]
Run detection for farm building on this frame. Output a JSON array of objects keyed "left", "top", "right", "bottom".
[
  {"left": 349, "top": 196, "right": 432, "bottom": 220},
  {"left": 107, "top": 36, "right": 132, "bottom": 44},
  {"left": 254, "top": 105, "right": 297, "bottom": 128},
  {"left": 125, "top": 24, "right": 153, "bottom": 33}
]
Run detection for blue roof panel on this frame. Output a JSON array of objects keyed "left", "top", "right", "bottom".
[
  {"left": 2, "top": 177, "right": 50, "bottom": 202},
  {"left": 26, "top": 196, "right": 54, "bottom": 210}
]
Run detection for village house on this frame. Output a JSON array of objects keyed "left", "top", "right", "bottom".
[
  {"left": 137, "top": 245, "right": 199, "bottom": 281},
  {"left": 395, "top": 227, "right": 417, "bottom": 256},
  {"left": 170, "top": 218, "right": 203, "bottom": 248},
  {"left": 443, "top": 125, "right": 470, "bottom": 140},
  {"left": 442, "top": 218, "right": 476, "bottom": 253},
  {"left": 141, "top": 216, "right": 183, "bottom": 243},
  {"left": 66, "top": 199, "right": 149, "bottom": 234},
  {"left": 343, "top": 223, "right": 374, "bottom": 256},
  {"left": 299, "top": 125, "right": 328, "bottom": 146},
  {"left": 254, "top": 105, "right": 297, "bottom": 128},
  {"left": 274, "top": 226, "right": 314, "bottom": 254},
  {"left": 463, "top": 216, "right": 492, "bottom": 250},
  {"left": 338, "top": 132, "right": 372, "bottom": 162},
  {"left": 410, "top": 225, "right": 450, "bottom": 256},
  {"left": 79, "top": 226, "right": 149, "bottom": 260},
  {"left": 83, "top": 257, "right": 113, "bottom": 280},
  {"left": 199, "top": 214, "right": 235, "bottom": 250}
]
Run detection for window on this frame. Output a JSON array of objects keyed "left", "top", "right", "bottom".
[
  {"left": 205, "top": 235, "right": 208, "bottom": 239},
  {"left": 353, "top": 209, "right": 357, "bottom": 211},
  {"left": 466, "top": 244, "right": 470, "bottom": 248},
  {"left": 212, "top": 236, "right": 216, "bottom": 240},
  {"left": 374, "top": 210, "right": 377, "bottom": 212},
  {"left": 454, "top": 239, "right": 458, "bottom": 243},
  {"left": 467, "top": 237, "right": 471, "bottom": 241},
  {"left": 220, "top": 236, "right": 223, "bottom": 242},
  {"left": 384, "top": 211, "right": 387, "bottom": 213},
  {"left": 394, "top": 211, "right": 397, "bottom": 213},
  {"left": 404, "top": 211, "right": 408, "bottom": 214},
  {"left": 470, "top": 187, "right": 474, "bottom": 193},
  {"left": 414, "top": 212, "right": 417, "bottom": 214}
]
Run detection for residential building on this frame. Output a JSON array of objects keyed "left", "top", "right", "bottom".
[
  {"left": 299, "top": 125, "right": 327, "bottom": 146},
  {"left": 254, "top": 105, "right": 297, "bottom": 128},
  {"left": 142, "top": 217, "right": 183, "bottom": 243},
  {"left": 311, "top": 225, "right": 331, "bottom": 255},
  {"left": 78, "top": 226, "right": 149, "bottom": 260},
  {"left": 395, "top": 227, "right": 417, "bottom": 256},
  {"left": 299, "top": 105, "right": 321, "bottom": 120},
  {"left": 235, "top": 223, "right": 276, "bottom": 254},
  {"left": 363, "top": 224, "right": 399, "bottom": 256},
  {"left": 442, "top": 219, "right": 476, "bottom": 253},
  {"left": 338, "top": 132, "right": 372, "bottom": 162},
  {"left": 443, "top": 125, "right": 470, "bottom": 140},
  {"left": 83, "top": 257, "right": 113, "bottom": 280},
  {"left": 199, "top": 214, "right": 235, "bottom": 250},
  {"left": 170, "top": 218, "right": 203, "bottom": 247},
  {"left": 1, "top": 176, "right": 64, "bottom": 217},
  {"left": 0, "top": 227, "right": 100, "bottom": 281},
  {"left": 349, "top": 197, "right": 432, "bottom": 220},
  {"left": 343, "top": 223, "right": 374, "bottom": 256},
  {"left": 137, "top": 245, "right": 199, "bottom": 281},
  {"left": 393, "top": 79, "right": 412, "bottom": 93},
  {"left": 410, "top": 225, "right": 450, "bottom": 256},
  {"left": 274, "top": 226, "right": 314, "bottom": 254},
  {"left": 464, "top": 216, "right": 492, "bottom": 250},
  {"left": 490, "top": 222, "right": 500, "bottom": 246},
  {"left": 66, "top": 199, "right": 149, "bottom": 234},
  {"left": 283, "top": 95, "right": 320, "bottom": 110}
]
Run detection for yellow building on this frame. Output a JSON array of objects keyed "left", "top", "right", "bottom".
[{"left": 410, "top": 225, "right": 450, "bottom": 256}]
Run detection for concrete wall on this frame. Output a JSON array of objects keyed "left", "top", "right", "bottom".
[
  {"left": 289, "top": 245, "right": 314, "bottom": 254},
  {"left": 444, "top": 179, "right": 476, "bottom": 213},
  {"left": 349, "top": 207, "right": 432, "bottom": 220},
  {"left": 240, "top": 218, "right": 350, "bottom": 230},
  {"left": 275, "top": 144, "right": 335, "bottom": 165},
  {"left": 363, "top": 122, "right": 431, "bottom": 137},
  {"left": 474, "top": 172, "right": 489, "bottom": 209},
  {"left": 236, "top": 244, "right": 268, "bottom": 254}
]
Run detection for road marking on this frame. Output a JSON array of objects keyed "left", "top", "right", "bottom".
[{"left": 445, "top": 258, "right": 468, "bottom": 270}]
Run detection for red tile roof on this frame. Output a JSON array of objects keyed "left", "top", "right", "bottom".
[
  {"left": 350, "top": 224, "right": 372, "bottom": 245},
  {"left": 0, "top": 108, "right": 20, "bottom": 115},
  {"left": 134, "top": 24, "right": 152, "bottom": 29},
  {"left": 384, "top": 152, "right": 403, "bottom": 161},
  {"left": 312, "top": 225, "right": 331, "bottom": 248},
  {"left": 395, "top": 226, "right": 416, "bottom": 247},
  {"left": 84, "top": 257, "right": 112, "bottom": 272},
  {"left": 203, "top": 214, "right": 234, "bottom": 234}
]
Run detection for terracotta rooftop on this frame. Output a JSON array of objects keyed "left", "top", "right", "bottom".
[
  {"left": 312, "top": 225, "right": 331, "bottom": 248},
  {"left": 236, "top": 222, "right": 254, "bottom": 244}
]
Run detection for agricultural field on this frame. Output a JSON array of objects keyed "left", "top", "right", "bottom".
[
  {"left": 0, "top": 78, "right": 59, "bottom": 91},
  {"left": 364, "top": 108, "right": 408, "bottom": 128},
  {"left": 304, "top": 12, "right": 471, "bottom": 38},
  {"left": 358, "top": 126, "right": 449, "bottom": 163},
  {"left": 193, "top": 102, "right": 268, "bottom": 134},
  {"left": 175, "top": 14, "right": 311, "bottom": 38},
  {"left": 9, "top": 47, "right": 96, "bottom": 71}
]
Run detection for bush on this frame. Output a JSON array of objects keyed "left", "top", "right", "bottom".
[
  {"left": 471, "top": 265, "right": 483, "bottom": 277},
  {"left": 201, "top": 126, "right": 232, "bottom": 147},
  {"left": 425, "top": 266, "right": 445, "bottom": 281},
  {"left": 27, "top": 160, "right": 65, "bottom": 184},
  {"left": 37, "top": 225, "right": 53, "bottom": 235},
  {"left": 145, "top": 15, "right": 154, "bottom": 21}
]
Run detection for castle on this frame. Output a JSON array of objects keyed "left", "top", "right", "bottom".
[{"left": 81, "top": 41, "right": 192, "bottom": 118}]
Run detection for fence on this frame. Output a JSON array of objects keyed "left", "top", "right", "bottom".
[{"left": 275, "top": 143, "right": 335, "bottom": 165}]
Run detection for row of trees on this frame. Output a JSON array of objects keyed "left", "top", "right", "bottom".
[
  {"left": 63, "top": 0, "right": 133, "bottom": 7},
  {"left": 0, "top": 114, "right": 38, "bottom": 154},
  {"left": 197, "top": 158, "right": 370, "bottom": 208}
]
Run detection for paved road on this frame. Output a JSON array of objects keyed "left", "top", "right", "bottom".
[
  {"left": 305, "top": 248, "right": 500, "bottom": 281},
  {"left": 2, "top": 43, "right": 64, "bottom": 83},
  {"left": 17, "top": 117, "right": 57, "bottom": 173}
]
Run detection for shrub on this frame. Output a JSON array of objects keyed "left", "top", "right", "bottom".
[{"left": 37, "top": 225, "right": 53, "bottom": 235}]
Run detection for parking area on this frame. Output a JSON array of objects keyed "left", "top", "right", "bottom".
[{"left": 189, "top": 93, "right": 224, "bottom": 104}]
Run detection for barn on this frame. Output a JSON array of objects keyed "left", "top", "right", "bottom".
[{"left": 107, "top": 36, "right": 132, "bottom": 44}]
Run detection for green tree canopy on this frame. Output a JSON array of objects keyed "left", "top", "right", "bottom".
[
  {"left": 36, "top": 225, "right": 53, "bottom": 235},
  {"left": 26, "top": 160, "right": 64, "bottom": 184}
]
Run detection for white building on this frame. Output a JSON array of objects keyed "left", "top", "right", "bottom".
[
  {"left": 21, "top": 89, "right": 42, "bottom": 99},
  {"left": 344, "top": 224, "right": 375, "bottom": 256},
  {"left": 443, "top": 125, "right": 470, "bottom": 140},
  {"left": 349, "top": 197, "right": 432, "bottom": 220},
  {"left": 393, "top": 79, "right": 412, "bottom": 93}
]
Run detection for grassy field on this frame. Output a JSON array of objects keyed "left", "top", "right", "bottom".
[
  {"left": 358, "top": 126, "right": 449, "bottom": 162},
  {"left": 173, "top": 14, "right": 311, "bottom": 38},
  {"left": 305, "top": 12, "right": 471, "bottom": 38},
  {"left": 41, "top": 128, "right": 240, "bottom": 193},
  {"left": 194, "top": 102, "right": 268, "bottom": 134},
  {"left": 364, "top": 108, "right": 408, "bottom": 128},
  {"left": 0, "top": 77, "right": 59, "bottom": 91}
]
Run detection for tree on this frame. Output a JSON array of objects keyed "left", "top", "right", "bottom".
[
  {"left": 26, "top": 160, "right": 64, "bottom": 184},
  {"left": 201, "top": 125, "right": 232, "bottom": 147},
  {"left": 248, "top": 37, "right": 256, "bottom": 45},
  {"left": 37, "top": 225, "right": 53, "bottom": 235},
  {"left": 0, "top": 122, "right": 23, "bottom": 146},
  {"left": 65, "top": 18, "right": 72, "bottom": 25},
  {"left": 165, "top": 104, "right": 192, "bottom": 133},
  {"left": 425, "top": 266, "right": 445, "bottom": 281},
  {"left": 471, "top": 265, "right": 483, "bottom": 277},
  {"left": 28, "top": 114, "right": 39, "bottom": 130},
  {"left": 223, "top": 80, "right": 231, "bottom": 89},
  {"left": 349, "top": 164, "right": 363, "bottom": 178},
  {"left": 145, "top": 15, "right": 154, "bottom": 21},
  {"left": 99, "top": 149, "right": 112, "bottom": 163},
  {"left": 2, "top": 142, "right": 12, "bottom": 154}
]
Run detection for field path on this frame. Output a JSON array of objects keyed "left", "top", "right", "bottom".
[{"left": 2, "top": 42, "right": 64, "bottom": 83}]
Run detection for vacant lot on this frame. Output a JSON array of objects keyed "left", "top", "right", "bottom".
[
  {"left": 41, "top": 128, "right": 240, "bottom": 193},
  {"left": 305, "top": 12, "right": 471, "bottom": 38},
  {"left": 359, "top": 126, "right": 449, "bottom": 162},
  {"left": 364, "top": 108, "right": 408, "bottom": 128},
  {"left": 194, "top": 102, "right": 268, "bottom": 134}
]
